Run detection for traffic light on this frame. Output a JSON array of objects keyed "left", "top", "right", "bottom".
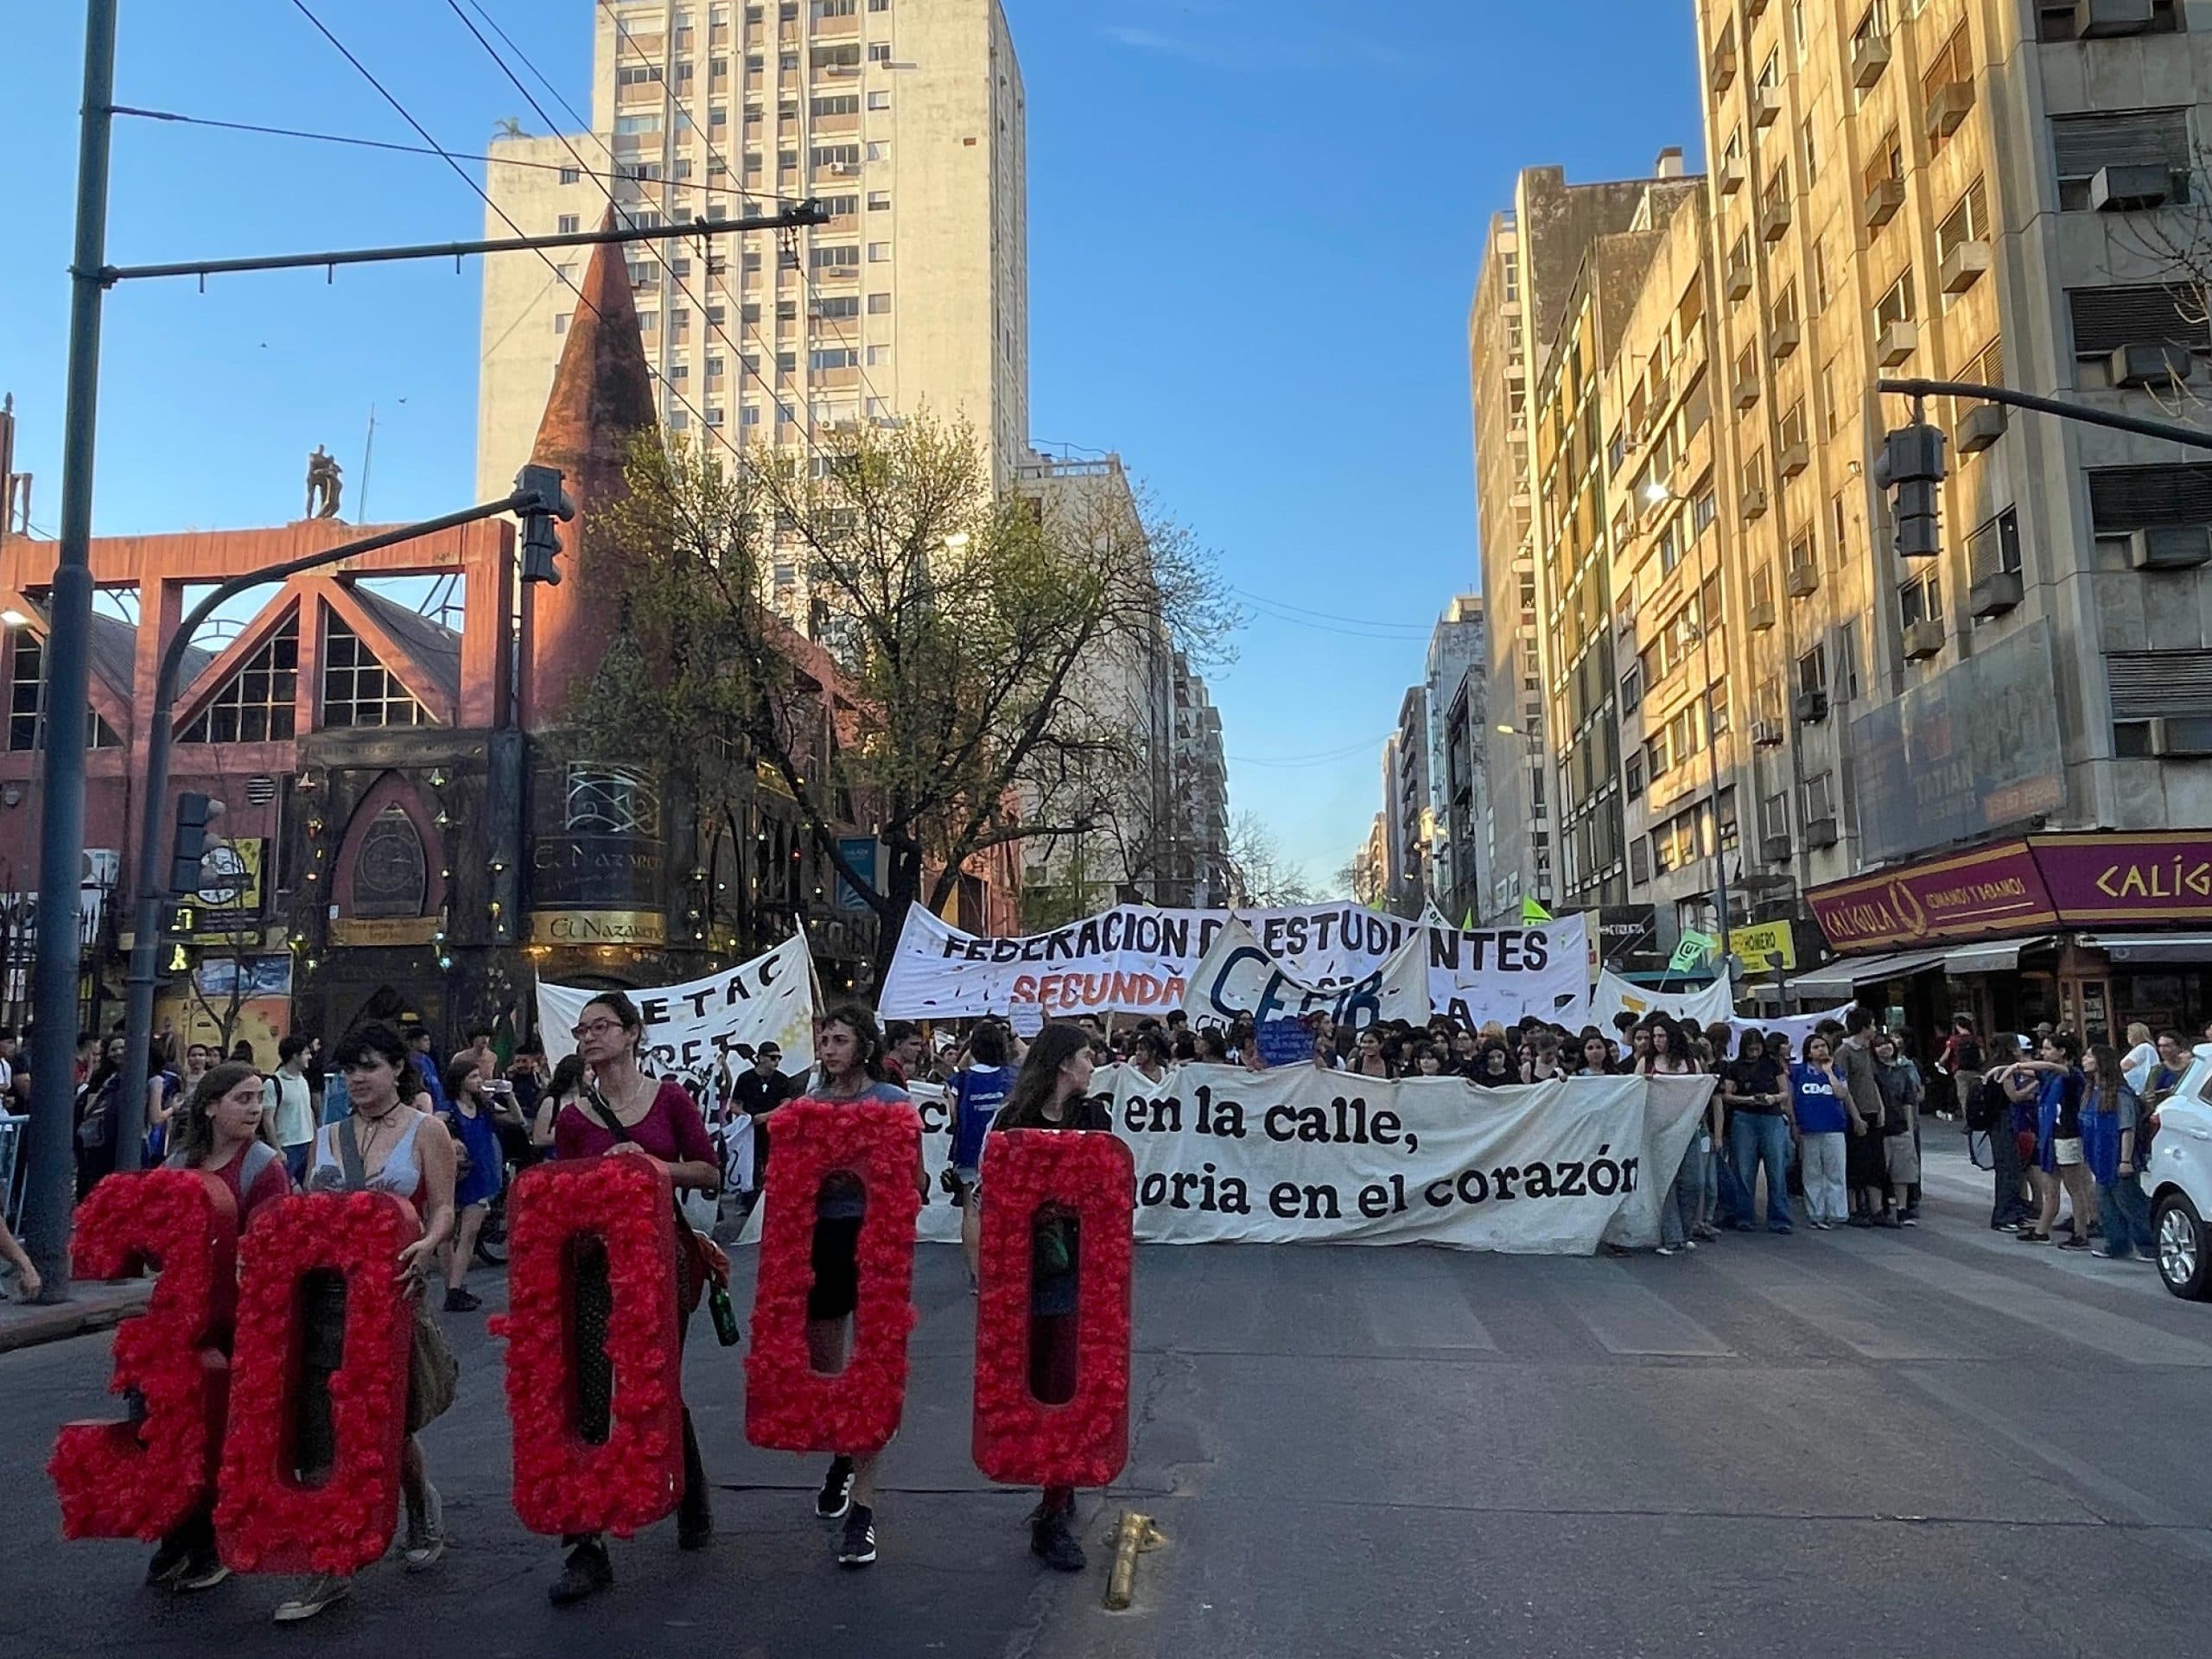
[
  {"left": 1873, "top": 423, "right": 1946, "bottom": 560},
  {"left": 517, "top": 464, "right": 575, "bottom": 586},
  {"left": 168, "top": 792, "right": 218, "bottom": 898},
  {"left": 158, "top": 899, "right": 200, "bottom": 980}
]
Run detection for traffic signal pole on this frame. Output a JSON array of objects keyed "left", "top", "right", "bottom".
[
  {"left": 20, "top": 0, "right": 119, "bottom": 1300},
  {"left": 112, "top": 486, "right": 569, "bottom": 1174},
  {"left": 1878, "top": 378, "right": 2212, "bottom": 453}
]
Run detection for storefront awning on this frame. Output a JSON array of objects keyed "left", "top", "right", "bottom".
[
  {"left": 2081, "top": 933, "right": 2212, "bottom": 964},
  {"left": 1792, "top": 948, "right": 1952, "bottom": 999},
  {"left": 1943, "top": 936, "right": 2053, "bottom": 976}
]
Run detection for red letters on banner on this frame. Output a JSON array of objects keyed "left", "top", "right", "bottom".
[
  {"left": 215, "top": 1192, "right": 416, "bottom": 1576},
  {"left": 48, "top": 1170, "right": 238, "bottom": 1539},
  {"left": 971, "top": 1131, "right": 1135, "bottom": 1489},
  {"left": 745, "top": 1099, "right": 921, "bottom": 1456},
  {"left": 491, "top": 1157, "right": 685, "bottom": 1536}
]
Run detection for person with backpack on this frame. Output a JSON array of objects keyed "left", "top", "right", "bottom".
[{"left": 1941, "top": 1014, "right": 1985, "bottom": 1123}]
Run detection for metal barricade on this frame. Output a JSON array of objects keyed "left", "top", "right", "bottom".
[{"left": 0, "top": 1112, "right": 25, "bottom": 1233}]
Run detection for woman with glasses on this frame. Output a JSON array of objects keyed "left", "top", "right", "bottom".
[{"left": 546, "top": 992, "right": 721, "bottom": 1606}]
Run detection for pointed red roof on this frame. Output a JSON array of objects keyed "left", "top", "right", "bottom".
[{"left": 519, "top": 212, "right": 661, "bottom": 729}]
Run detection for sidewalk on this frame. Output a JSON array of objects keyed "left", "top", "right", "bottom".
[{"left": 0, "top": 1278, "right": 150, "bottom": 1355}]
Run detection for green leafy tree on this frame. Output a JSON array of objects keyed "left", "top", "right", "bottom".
[{"left": 574, "top": 415, "right": 1230, "bottom": 982}]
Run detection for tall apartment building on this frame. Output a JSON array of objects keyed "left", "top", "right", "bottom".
[
  {"left": 477, "top": 0, "right": 1029, "bottom": 511},
  {"left": 1470, "top": 159, "right": 1692, "bottom": 920},
  {"left": 1426, "top": 594, "right": 1488, "bottom": 924},
  {"left": 1167, "top": 651, "right": 1230, "bottom": 907},
  {"left": 1013, "top": 451, "right": 1182, "bottom": 921},
  {"left": 1600, "top": 181, "right": 1744, "bottom": 941},
  {"left": 1688, "top": 0, "right": 2212, "bottom": 1033}
]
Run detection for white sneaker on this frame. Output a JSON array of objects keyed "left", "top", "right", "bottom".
[
  {"left": 273, "top": 1574, "right": 352, "bottom": 1622},
  {"left": 403, "top": 1482, "right": 446, "bottom": 1570}
]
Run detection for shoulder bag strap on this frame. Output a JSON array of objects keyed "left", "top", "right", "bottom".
[
  {"left": 337, "top": 1113, "right": 369, "bottom": 1191},
  {"left": 583, "top": 1082, "right": 635, "bottom": 1143}
]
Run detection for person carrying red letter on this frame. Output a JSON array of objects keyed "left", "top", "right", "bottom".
[
  {"left": 545, "top": 991, "right": 723, "bottom": 1606},
  {"left": 791, "top": 1005, "right": 925, "bottom": 1570}
]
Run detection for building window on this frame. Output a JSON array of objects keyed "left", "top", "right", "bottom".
[
  {"left": 1796, "top": 644, "right": 1827, "bottom": 697},
  {"left": 2052, "top": 108, "right": 2191, "bottom": 210},
  {"left": 321, "top": 614, "right": 426, "bottom": 729},
  {"left": 6, "top": 633, "right": 118, "bottom": 751},
  {"left": 181, "top": 618, "right": 298, "bottom": 744},
  {"left": 1836, "top": 618, "right": 1863, "bottom": 701},
  {"left": 810, "top": 242, "right": 860, "bottom": 268},
  {"left": 558, "top": 166, "right": 581, "bottom": 184},
  {"left": 867, "top": 241, "right": 890, "bottom": 261},
  {"left": 868, "top": 291, "right": 891, "bottom": 314},
  {"left": 2069, "top": 285, "right": 2208, "bottom": 384},
  {"left": 868, "top": 88, "right": 890, "bottom": 110},
  {"left": 868, "top": 41, "right": 891, "bottom": 61},
  {"left": 1800, "top": 771, "right": 1834, "bottom": 826},
  {"left": 1968, "top": 507, "right": 2024, "bottom": 586},
  {"left": 1874, "top": 270, "right": 1916, "bottom": 333},
  {"left": 1624, "top": 753, "right": 1644, "bottom": 800},
  {"left": 867, "top": 188, "right": 890, "bottom": 211},
  {"left": 556, "top": 213, "right": 581, "bottom": 235},
  {"left": 1619, "top": 662, "right": 1643, "bottom": 713},
  {"left": 2035, "top": 2, "right": 2179, "bottom": 44},
  {"left": 1800, "top": 117, "right": 1819, "bottom": 187}
]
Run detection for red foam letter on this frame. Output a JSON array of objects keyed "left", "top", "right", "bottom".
[
  {"left": 745, "top": 1098, "right": 921, "bottom": 1456},
  {"left": 493, "top": 1157, "right": 685, "bottom": 1536},
  {"left": 48, "top": 1170, "right": 238, "bottom": 1539},
  {"left": 971, "top": 1130, "right": 1134, "bottom": 1489},
  {"left": 215, "top": 1192, "right": 416, "bottom": 1575}
]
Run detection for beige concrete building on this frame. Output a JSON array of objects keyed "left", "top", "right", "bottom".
[
  {"left": 477, "top": 0, "right": 1029, "bottom": 511},
  {"left": 1692, "top": 0, "right": 2212, "bottom": 982},
  {"left": 1470, "top": 160, "right": 1696, "bottom": 920}
]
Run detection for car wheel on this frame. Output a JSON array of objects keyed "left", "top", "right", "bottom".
[{"left": 2154, "top": 1192, "right": 2211, "bottom": 1300}]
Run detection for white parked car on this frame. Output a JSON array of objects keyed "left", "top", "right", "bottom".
[{"left": 2146, "top": 1044, "right": 2212, "bottom": 1300}]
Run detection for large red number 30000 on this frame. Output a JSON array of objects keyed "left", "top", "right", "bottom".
[
  {"left": 48, "top": 1170, "right": 239, "bottom": 1539},
  {"left": 745, "top": 1100, "right": 922, "bottom": 1456}
]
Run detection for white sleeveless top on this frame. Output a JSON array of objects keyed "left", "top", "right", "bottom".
[{"left": 310, "top": 1110, "right": 428, "bottom": 1207}]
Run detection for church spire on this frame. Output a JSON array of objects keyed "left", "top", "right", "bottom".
[{"left": 518, "top": 211, "right": 660, "bottom": 730}]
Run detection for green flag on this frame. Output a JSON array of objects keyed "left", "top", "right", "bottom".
[
  {"left": 1462, "top": 908, "right": 1476, "bottom": 931},
  {"left": 1520, "top": 895, "right": 1553, "bottom": 925},
  {"left": 1669, "top": 929, "right": 1719, "bottom": 973}
]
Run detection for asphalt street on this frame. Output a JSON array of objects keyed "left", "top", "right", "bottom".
[{"left": 5, "top": 1143, "right": 2210, "bottom": 1658}]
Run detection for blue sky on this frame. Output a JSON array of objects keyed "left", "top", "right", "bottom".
[{"left": 0, "top": 0, "right": 1699, "bottom": 887}]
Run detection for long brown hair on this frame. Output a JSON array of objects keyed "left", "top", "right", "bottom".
[{"left": 168, "top": 1062, "right": 277, "bottom": 1166}]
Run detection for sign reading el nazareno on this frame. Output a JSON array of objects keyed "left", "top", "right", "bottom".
[{"left": 1808, "top": 832, "right": 2212, "bottom": 953}]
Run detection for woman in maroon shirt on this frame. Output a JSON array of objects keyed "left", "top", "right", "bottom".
[{"left": 548, "top": 991, "right": 721, "bottom": 1607}]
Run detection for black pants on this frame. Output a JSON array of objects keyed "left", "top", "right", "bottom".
[{"left": 568, "top": 1238, "right": 709, "bottom": 1543}]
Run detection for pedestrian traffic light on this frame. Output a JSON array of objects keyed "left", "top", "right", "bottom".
[
  {"left": 158, "top": 899, "right": 200, "bottom": 979},
  {"left": 1873, "top": 423, "right": 1946, "bottom": 560},
  {"left": 517, "top": 464, "right": 575, "bottom": 586},
  {"left": 168, "top": 792, "right": 219, "bottom": 899}
]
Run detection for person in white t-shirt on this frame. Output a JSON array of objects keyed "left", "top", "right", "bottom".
[{"left": 264, "top": 1033, "right": 317, "bottom": 1183}]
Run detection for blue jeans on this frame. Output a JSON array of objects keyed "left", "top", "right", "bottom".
[
  {"left": 1713, "top": 1141, "right": 1750, "bottom": 1229},
  {"left": 1730, "top": 1112, "right": 1795, "bottom": 1230},
  {"left": 2096, "top": 1173, "right": 2155, "bottom": 1257},
  {"left": 1662, "top": 1132, "right": 1713, "bottom": 1247}
]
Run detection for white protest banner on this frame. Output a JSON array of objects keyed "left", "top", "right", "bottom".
[
  {"left": 880, "top": 901, "right": 1586, "bottom": 1029},
  {"left": 1589, "top": 968, "right": 1733, "bottom": 1032},
  {"left": 1425, "top": 913, "right": 1589, "bottom": 1030},
  {"left": 537, "top": 931, "right": 817, "bottom": 1086},
  {"left": 1183, "top": 914, "right": 1429, "bottom": 1029},
  {"left": 767, "top": 1064, "right": 1710, "bottom": 1255},
  {"left": 1731, "top": 1002, "right": 1855, "bottom": 1058}
]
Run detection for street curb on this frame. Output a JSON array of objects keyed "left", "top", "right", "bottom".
[{"left": 0, "top": 1286, "right": 150, "bottom": 1355}]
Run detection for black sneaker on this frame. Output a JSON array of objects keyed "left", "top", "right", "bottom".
[
  {"left": 548, "top": 1540, "right": 613, "bottom": 1606},
  {"left": 816, "top": 1456, "right": 855, "bottom": 1520},
  {"left": 443, "top": 1286, "right": 482, "bottom": 1313},
  {"left": 837, "top": 1504, "right": 877, "bottom": 1568},
  {"left": 1030, "top": 1510, "right": 1086, "bottom": 1573},
  {"left": 146, "top": 1534, "right": 194, "bottom": 1589}
]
